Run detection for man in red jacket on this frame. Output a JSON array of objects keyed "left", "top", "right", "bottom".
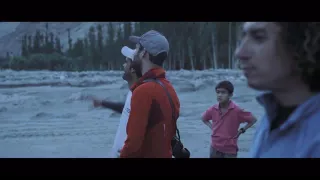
[{"left": 120, "top": 30, "right": 180, "bottom": 158}]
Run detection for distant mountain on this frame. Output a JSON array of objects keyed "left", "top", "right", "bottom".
[{"left": 0, "top": 22, "right": 121, "bottom": 57}]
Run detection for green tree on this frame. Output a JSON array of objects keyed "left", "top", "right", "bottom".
[
  {"left": 48, "top": 32, "right": 55, "bottom": 54},
  {"left": 33, "top": 30, "right": 41, "bottom": 54},
  {"left": 71, "top": 38, "right": 85, "bottom": 60},
  {"left": 105, "top": 23, "right": 116, "bottom": 70},
  {"left": 39, "top": 32, "right": 44, "bottom": 53},
  {"left": 96, "top": 24, "right": 103, "bottom": 69},
  {"left": 114, "top": 24, "right": 123, "bottom": 69},
  {"left": 123, "top": 22, "right": 133, "bottom": 45},
  {"left": 21, "top": 34, "right": 28, "bottom": 57},
  {"left": 11, "top": 22, "right": 243, "bottom": 72},
  {"left": 133, "top": 22, "right": 140, "bottom": 35},
  {"left": 27, "top": 35, "right": 33, "bottom": 54},
  {"left": 55, "top": 35, "right": 62, "bottom": 54},
  {"left": 88, "top": 26, "right": 97, "bottom": 69},
  {"left": 67, "top": 28, "right": 72, "bottom": 53},
  {"left": 83, "top": 37, "right": 90, "bottom": 68},
  {"left": 44, "top": 23, "right": 49, "bottom": 54}
]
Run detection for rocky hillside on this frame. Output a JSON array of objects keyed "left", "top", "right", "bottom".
[{"left": 0, "top": 22, "right": 121, "bottom": 57}]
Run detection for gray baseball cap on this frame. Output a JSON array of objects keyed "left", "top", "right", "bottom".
[{"left": 129, "top": 30, "right": 169, "bottom": 56}]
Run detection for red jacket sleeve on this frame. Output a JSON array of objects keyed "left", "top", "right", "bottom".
[{"left": 120, "top": 84, "right": 153, "bottom": 158}]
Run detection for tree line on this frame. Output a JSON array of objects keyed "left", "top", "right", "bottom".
[{"left": 0, "top": 22, "right": 242, "bottom": 71}]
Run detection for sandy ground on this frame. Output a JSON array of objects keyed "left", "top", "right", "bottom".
[{"left": 0, "top": 69, "right": 265, "bottom": 158}]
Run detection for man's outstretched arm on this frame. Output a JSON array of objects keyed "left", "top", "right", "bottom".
[
  {"left": 100, "top": 101, "right": 125, "bottom": 114},
  {"left": 90, "top": 95, "right": 125, "bottom": 114}
]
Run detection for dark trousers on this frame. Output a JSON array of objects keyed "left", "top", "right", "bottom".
[{"left": 210, "top": 146, "right": 237, "bottom": 158}]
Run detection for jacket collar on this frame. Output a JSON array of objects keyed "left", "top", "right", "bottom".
[{"left": 130, "top": 67, "right": 166, "bottom": 91}]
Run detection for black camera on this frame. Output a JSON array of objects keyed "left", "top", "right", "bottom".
[{"left": 171, "top": 136, "right": 190, "bottom": 158}]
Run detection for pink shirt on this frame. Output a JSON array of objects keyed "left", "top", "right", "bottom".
[{"left": 202, "top": 101, "right": 254, "bottom": 154}]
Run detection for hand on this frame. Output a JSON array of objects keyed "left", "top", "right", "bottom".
[
  {"left": 235, "top": 128, "right": 245, "bottom": 138},
  {"left": 92, "top": 99, "right": 102, "bottom": 108},
  {"left": 87, "top": 96, "right": 102, "bottom": 108}
]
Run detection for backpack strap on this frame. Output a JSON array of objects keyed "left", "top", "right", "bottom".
[{"left": 143, "top": 78, "right": 181, "bottom": 141}]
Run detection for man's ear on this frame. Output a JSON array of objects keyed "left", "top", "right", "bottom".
[
  {"left": 130, "top": 68, "right": 136, "bottom": 74},
  {"left": 139, "top": 49, "right": 147, "bottom": 59}
]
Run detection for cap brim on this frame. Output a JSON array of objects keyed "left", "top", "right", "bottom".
[
  {"left": 121, "top": 46, "right": 135, "bottom": 60},
  {"left": 129, "top": 36, "right": 140, "bottom": 44}
]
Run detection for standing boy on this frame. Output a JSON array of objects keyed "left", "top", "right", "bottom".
[{"left": 201, "top": 80, "right": 257, "bottom": 158}]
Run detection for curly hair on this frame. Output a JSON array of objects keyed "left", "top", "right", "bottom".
[{"left": 277, "top": 22, "right": 320, "bottom": 92}]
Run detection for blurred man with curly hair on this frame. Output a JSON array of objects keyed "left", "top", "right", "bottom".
[{"left": 235, "top": 22, "right": 320, "bottom": 158}]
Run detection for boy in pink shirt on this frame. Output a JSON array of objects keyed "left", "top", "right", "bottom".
[{"left": 202, "top": 81, "right": 257, "bottom": 158}]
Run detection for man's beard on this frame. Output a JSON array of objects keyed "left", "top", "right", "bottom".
[
  {"left": 131, "top": 60, "right": 142, "bottom": 78},
  {"left": 122, "top": 71, "right": 131, "bottom": 81}
]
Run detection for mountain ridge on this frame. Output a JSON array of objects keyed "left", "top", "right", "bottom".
[{"left": 0, "top": 22, "right": 121, "bottom": 57}]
